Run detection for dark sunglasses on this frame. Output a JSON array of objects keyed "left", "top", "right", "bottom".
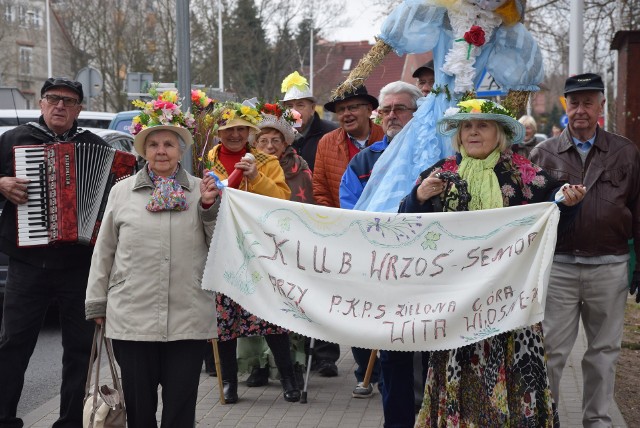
[{"left": 43, "top": 94, "right": 80, "bottom": 107}]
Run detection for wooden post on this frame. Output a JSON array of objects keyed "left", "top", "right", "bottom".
[
  {"left": 211, "top": 339, "right": 225, "bottom": 405},
  {"left": 362, "top": 349, "right": 378, "bottom": 387}
]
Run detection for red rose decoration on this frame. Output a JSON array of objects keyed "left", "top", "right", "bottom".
[
  {"left": 262, "top": 103, "right": 283, "bottom": 117},
  {"left": 463, "top": 25, "right": 485, "bottom": 47}
]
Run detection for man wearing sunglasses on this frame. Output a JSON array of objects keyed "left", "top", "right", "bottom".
[{"left": 0, "top": 77, "right": 108, "bottom": 428}]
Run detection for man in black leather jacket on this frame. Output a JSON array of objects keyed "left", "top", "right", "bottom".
[
  {"left": 531, "top": 73, "right": 640, "bottom": 428},
  {"left": 0, "top": 78, "right": 108, "bottom": 428}
]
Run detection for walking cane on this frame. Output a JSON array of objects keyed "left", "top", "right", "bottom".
[
  {"left": 211, "top": 339, "right": 226, "bottom": 405},
  {"left": 300, "top": 337, "right": 315, "bottom": 404},
  {"left": 362, "top": 349, "right": 378, "bottom": 388}
]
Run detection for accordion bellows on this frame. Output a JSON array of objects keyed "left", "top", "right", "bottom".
[{"left": 14, "top": 141, "right": 137, "bottom": 247}]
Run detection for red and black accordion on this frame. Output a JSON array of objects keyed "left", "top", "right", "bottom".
[{"left": 14, "top": 142, "right": 137, "bottom": 247}]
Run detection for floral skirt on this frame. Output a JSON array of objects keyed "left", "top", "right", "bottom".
[
  {"left": 415, "top": 324, "right": 558, "bottom": 428},
  {"left": 216, "top": 293, "right": 287, "bottom": 341}
]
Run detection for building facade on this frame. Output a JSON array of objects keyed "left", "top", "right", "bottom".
[{"left": 0, "top": 0, "right": 73, "bottom": 108}]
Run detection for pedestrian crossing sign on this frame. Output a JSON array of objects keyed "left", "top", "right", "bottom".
[{"left": 476, "top": 69, "right": 508, "bottom": 97}]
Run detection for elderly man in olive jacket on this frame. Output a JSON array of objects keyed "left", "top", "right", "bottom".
[{"left": 530, "top": 73, "right": 640, "bottom": 428}]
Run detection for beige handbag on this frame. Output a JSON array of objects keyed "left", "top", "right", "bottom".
[{"left": 83, "top": 323, "right": 126, "bottom": 428}]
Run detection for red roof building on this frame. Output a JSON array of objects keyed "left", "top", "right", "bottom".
[{"left": 311, "top": 40, "right": 432, "bottom": 109}]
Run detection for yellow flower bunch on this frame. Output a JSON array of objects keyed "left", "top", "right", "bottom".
[
  {"left": 222, "top": 109, "right": 236, "bottom": 122},
  {"left": 458, "top": 99, "right": 485, "bottom": 113},
  {"left": 281, "top": 71, "right": 308, "bottom": 93},
  {"left": 213, "top": 102, "right": 262, "bottom": 127},
  {"left": 457, "top": 99, "right": 514, "bottom": 117},
  {"left": 240, "top": 105, "right": 260, "bottom": 124},
  {"left": 160, "top": 90, "right": 178, "bottom": 104}
]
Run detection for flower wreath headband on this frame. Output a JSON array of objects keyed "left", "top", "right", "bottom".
[
  {"left": 437, "top": 98, "right": 525, "bottom": 145},
  {"left": 130, "top": 86, "right": 196, "bottom": 136},
  {"left": 256, "top": 101, "right": 301, "bottom": 127},
  {"left": 255, "top": 100, "right": 302, "bottom": 145}
]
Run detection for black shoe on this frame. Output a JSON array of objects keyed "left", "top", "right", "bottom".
[
  {"left": 246, "top": 366, "right": 269, "bottom": 387},
  {"left": 223, "top": 380, "right": 238, "bottom": 404},
  {"left": 280, "top": 377, "right": 301, "bottom": 402},
  {"left": 317, "top": 360, "right": 338, "bottom": 377}
]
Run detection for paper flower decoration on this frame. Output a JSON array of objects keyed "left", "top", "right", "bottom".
[
  {"left": 281, "top": 71, "right": 309, "bottom": 93},
  {"left": 130, "top": 88, "right": 195, "bottom": 135}
]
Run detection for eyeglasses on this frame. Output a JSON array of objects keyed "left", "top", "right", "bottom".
[
  {"left": 377, "top": 105, "right": 417, "bottom": 117},
  {"left": 257, "top": 138, "right": 284, "bottom": 146},
  {"left": 43, "top": 94, "right": 80, "bottom": 107},
  {"left": 334, "top": 103, "right": 369, "bottom": 115}
]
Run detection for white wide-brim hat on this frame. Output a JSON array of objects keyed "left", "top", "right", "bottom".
[
  {"left": 258, "top": 114, "right": 296, "bottom": 145},
  {"left": 282, "top": 85, "right": 315, "bottom": 103},
  {"left": 133, "top": 125, "right": 193, "bottom": 160},
  {"left": 436, "top": 100, "right": 525, "bottom": 146}
]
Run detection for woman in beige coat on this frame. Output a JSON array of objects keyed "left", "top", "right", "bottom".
[{"left": 85, "top": 113, "right": 220, "bottom": 427}]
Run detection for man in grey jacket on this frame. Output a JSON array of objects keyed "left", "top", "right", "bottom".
[{"left": 530, "top": 73, "right": 640, "bottom": 428}]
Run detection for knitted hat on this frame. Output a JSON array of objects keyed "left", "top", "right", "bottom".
[{"left": 258, "top": 114, "right": 296, "bottom": 145}]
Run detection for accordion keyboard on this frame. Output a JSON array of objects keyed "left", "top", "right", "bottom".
[{"left": 15, "top": 146, "right": 49, "bottom": 246}]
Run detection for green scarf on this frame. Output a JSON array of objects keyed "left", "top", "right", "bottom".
[{"left": 457, "top": 146, "right": 503, "bottom": 211}]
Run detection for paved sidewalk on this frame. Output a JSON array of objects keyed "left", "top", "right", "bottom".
[{"left": 23, "top": 324, "right": 627, "bottom": 427}]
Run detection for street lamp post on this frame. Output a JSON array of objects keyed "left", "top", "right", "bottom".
[
  {"left": 176, "top": 0, "right": 192, "bottom": 173},
  {"left": 569, "top": 0, "right": 584, "bottom": 75},
  {"left": 309, "top": 26, "right": 313, "bottom": 93},
  {"left": 218, "top": 0, "right": 223, "bottom": 91},
  {"left": 46, "top": 0, "right": 52, "bottom": 77}
]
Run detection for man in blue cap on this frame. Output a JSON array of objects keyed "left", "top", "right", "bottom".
[{"left": 531, "top": 73, "right": 640, "bottom": 428}]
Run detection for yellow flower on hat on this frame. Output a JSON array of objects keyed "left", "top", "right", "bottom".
[
  {"left": 281, "top": 71, "right": 308, "bottom": 93},
  {"left": 132, "top": 99, "right": 146, "bottom": 109},
  {"left": 160, "top": 90, "right": 178, "bottom": 103},
  {"left": 458, "top": 99, "right": 486, "bottom": 113},
  {"left": 222, "top": 109, "right": 235, "bottom": 121}
]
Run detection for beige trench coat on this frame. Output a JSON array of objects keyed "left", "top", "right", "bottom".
[{"left": 85, "top": 167, "right": 219, "bottom": 341}]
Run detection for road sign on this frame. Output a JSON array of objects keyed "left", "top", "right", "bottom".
[
  {"left": 476, "top": 69, "right": 508, "bottom": 97},
  {"left": 76, "top": 67, "right": 102, "bottom": 98},
  {"left": 560, "top": 114, "right": 569, "bottom": 127},
  {"left": 126, "top": 72, "right": 154, "bottom": 94}
]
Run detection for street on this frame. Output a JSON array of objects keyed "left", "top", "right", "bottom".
[{"left": 16, "top": 311, "right": 63, "bottom": 418}]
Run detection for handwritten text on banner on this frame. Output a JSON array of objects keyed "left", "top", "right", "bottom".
[{"left": 202, "top": 189, "right": 560, "bottom": 351}]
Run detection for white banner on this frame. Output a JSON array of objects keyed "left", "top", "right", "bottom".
[{"left": 202, "top": 189, "right": 559, "bottom": 351}]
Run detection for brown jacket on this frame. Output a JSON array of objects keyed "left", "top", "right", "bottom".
[
  {"left": 530, "top": 127, "right": 640, "bottom": 257},
  {"left": 313, "top": 121, "right": 384, "bottom": 207}
]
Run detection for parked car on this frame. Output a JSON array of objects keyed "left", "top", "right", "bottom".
[
  {"left": 92, "top": 128, "right": 145, "bottom": 170},
  {"left": 0, "top": 109, "right": 115, "bottom": 129},
  {"left": 108, "top": 110, "right": 139, "bottom": 134}
]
